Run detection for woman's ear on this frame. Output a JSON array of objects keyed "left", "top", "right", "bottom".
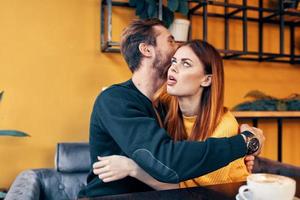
[
  {"left": 200, "top": 75, "right": 212, "bottom": 87},
  {"left": 138, "top": 43, "right": 153, "bottom": 57}
]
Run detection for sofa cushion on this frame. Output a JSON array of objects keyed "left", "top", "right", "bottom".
[{"left": 55, "top": 142, "right": 90, "bottom": 173}]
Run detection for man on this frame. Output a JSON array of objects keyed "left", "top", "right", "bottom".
[{"left": 78, "top": 19, "right": 264, "bottom": 198}]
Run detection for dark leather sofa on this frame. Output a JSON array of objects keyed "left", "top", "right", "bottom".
[
  {"left": 5, "top": 142, "right": 300, "bottom": 200},
  {"left": 5, "top": 143, "right": 90, "bottom": 200}
]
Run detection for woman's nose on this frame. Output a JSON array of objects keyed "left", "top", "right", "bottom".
[{"left": 169, "top": 64, "right": 178, "bottom": 73}]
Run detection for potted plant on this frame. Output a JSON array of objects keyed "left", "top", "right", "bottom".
[
  {"left": 0, "top": 91, "right": 30, "bottom": 199},
  {"left": 232, "top": 90, "right": 300, "bottom": 111},
  {"left": 129, "top": 0, "right": 189, "bottom": 28}
]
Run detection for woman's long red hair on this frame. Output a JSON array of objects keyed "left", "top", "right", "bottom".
[{"left": 154, "top": 40, "right": 226, "bottom": 141}]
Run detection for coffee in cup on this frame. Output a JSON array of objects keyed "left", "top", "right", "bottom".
[{"left": 238, "top": 173, "right": 296, "bottom": 200}]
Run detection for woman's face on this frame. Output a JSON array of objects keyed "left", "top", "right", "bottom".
[{"left": 167, "top": 45, "right": 210, "bottom": 98}]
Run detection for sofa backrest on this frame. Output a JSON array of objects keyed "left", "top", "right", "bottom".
[{"left": 55, "top": 142, "right": 90, "bottom": 173}]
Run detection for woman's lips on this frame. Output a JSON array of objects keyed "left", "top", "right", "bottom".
[{"left": 167, "top": 75, "right": 177, "bottom": 86}]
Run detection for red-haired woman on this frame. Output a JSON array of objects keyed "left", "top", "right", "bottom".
[{"left": 93, "top": 40, "right": 255, "bottom": 190}]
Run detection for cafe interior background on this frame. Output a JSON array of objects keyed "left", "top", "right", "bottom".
[{"left": 0, "top": 0, "right": 300, "bottom": 192}]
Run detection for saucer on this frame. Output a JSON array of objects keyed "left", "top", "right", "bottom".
[
  {"left": 236, "top": 194, "right": 300, "bottom": 200},
  {"left": 235, "top": 194, "right": 251, "bottom": 200},
  {"left": 235, "top": 194, "right": 242, "bottom": 200}
]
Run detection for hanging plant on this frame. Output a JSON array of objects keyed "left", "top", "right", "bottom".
[{"left": 129, "top": 0, "right": 189, "bottom": 28}]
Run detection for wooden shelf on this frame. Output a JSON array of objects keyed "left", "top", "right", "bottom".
[{"left": 232, "top": 111, "right": 300, "bottom": 118}]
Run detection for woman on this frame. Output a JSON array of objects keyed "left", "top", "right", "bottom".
[{"left": 92, "top": 40, "right": 255, "bottom": 190}]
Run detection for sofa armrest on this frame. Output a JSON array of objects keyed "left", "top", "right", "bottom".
[
  {"left": 6, "top": 169, "right": 87, "bottom": 200},
  {"left": 5, "top": 170, "right": 41, "bottom": 200},
  {"left": 253, "top": 157, "right": 300, "bottom": 178}
]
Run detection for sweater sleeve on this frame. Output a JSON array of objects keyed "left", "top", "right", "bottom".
[
  {"left": 213, "top": 111, "right": 250, "bottom": 182},
  {"left": 95, "top": 88, "right": 247, "bottom": 183}
]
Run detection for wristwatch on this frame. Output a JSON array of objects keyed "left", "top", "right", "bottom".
[{"left": 241, "top": 131, "right": 260, "bottom": 155}]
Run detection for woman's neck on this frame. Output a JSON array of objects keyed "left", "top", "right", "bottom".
[{"left": 178, "top": 91, "right": 203, "bottom": 117}]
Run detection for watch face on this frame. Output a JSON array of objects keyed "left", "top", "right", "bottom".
[{"left": 248, "top": 138, "right": 259, "bottom": 155}]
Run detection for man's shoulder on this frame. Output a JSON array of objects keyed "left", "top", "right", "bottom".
[
  {"left": 103, "top": 79, "right": 132, "bottom": 91},
  {"left": 95, "top": 79, "right": 146, "bottom": 106},
  {"left": 99, "top": 79, "right": 136, "bottom": 98}
]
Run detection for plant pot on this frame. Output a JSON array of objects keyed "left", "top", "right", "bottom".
[{"left": 168, "top": 19, "right": 190, "bottom": 42}]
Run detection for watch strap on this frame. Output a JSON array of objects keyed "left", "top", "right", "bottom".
[{"left": 241, "top": 130, "right": 254, "bottom": 138}]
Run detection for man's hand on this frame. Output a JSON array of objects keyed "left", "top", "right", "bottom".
[
  {"left": 244, "top": 155, "right": 255, "bottom": 173},
  {"left": 240, "top": 124, "right": 265, "bottom": 156}
]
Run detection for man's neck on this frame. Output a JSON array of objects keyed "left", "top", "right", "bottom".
[{"left": 132, "top": 66, "right": 165, "bottom": 101}]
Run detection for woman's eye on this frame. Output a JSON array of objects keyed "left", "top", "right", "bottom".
[
  {"left": 183, "top": 62, "right": 191, "bottom": 67},
  {"left": 171, "top": 59, "right": 176, "bottom": 64}
]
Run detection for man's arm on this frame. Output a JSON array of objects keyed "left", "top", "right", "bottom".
[{"left": 95, "top": 88, "right": 248, "bottom": 183}]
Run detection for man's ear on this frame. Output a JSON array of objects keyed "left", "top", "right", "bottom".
[
  {"left": 200, "top": 75, "right": 212, "bottom": 87},
  {"left": 138, "top": 43, "right": 153, "bottom": 57}
]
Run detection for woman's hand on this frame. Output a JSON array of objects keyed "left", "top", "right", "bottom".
[
  {"left": 93, "top": 155, "right": 137, "bottom": 182},
  {"left": 244, "top": 155, "right": 255, "bottom": 173}
]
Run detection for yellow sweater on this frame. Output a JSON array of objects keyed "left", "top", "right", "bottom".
[{"left": 179, "top": 111, "right": 249, "bottom": 188}]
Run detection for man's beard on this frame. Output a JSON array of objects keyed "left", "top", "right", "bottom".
[{"left": 153, "top": 50, "right": 172, "bottom": 80}]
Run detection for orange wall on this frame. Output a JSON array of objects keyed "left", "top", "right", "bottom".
[{"left": 0, "top": 0, "right": 299, "bottom": 188}]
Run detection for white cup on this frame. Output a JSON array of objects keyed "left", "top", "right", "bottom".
[
  {"left": 168, "top": 19, "right": 190, "bottom": 42},
  {"left": 238, "top": 173, "right": 296, "bottom": 200}
]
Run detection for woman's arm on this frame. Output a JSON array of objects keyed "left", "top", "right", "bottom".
[{"left": 93, "top": 155, "right": 179, "bottom": 190}]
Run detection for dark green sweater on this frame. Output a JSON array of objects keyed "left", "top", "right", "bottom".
[{"left": 78, "top": 79, "right": 247, "bottom": 197}]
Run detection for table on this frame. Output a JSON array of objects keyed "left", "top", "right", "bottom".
[
  {"left": 232, "top": 111, "right": 300, "bottom": 162},
  {"left": 80, "top": 176, "right": 300, "bottom": 200}
]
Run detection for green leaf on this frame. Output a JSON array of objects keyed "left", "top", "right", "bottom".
[
  {"left": 146, "top": 0, "right": 157, "bottom": 18},
  {"left": 284, "top": 93, "right": 300, "bottom": 100},
  {"left": 136, "top": 0, "right": 149, "bottom": 19},
  {"left": 145, "top": 0, "right": 155, "bottom": 4},
  {"left": 0, "top": 191, "right": 6, "bottom": 199},
  {"left": 276, "top": 101, "right": 287, "bottom": 111},
  {"left": 168, "top": 0, "right": 179, "bottom": 12},
  {"left": 136, "top": 0, "right": 145, "bottom": 16},
  {"left": 179, "top": 0, "right": 189, "bottom": 16},
  {"left": 129, "top": 0, "right": 137, "bottom": 7},
  {"left": 244, "top": 90, "right": 274, "bottom": 100},
  {"left": 0, "top": 91, "right": 3, "bottom": 102},
  {"left": 163, "top": 6, "right": 174, "bottom": 28},
  {"left": 0, "top": 130, "right": 30, "bottom": 137}
]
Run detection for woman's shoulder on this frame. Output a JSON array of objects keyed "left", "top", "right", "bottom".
[
  {"left": 222, "top": 110, "right": 237, "bottom": 122},
  {"left": 212, "top": 109, "right": 239, "bottom": 137}
]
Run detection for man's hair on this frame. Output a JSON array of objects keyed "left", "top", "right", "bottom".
[{"left": 120, "top": 19, "right": 165, "bottom": 72}]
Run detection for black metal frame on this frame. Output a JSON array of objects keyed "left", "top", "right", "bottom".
[
  {"left": 100, "top": 0, "right": 163, "bottom": 53},
  {"left": 188, "top": 0, "right": 300, "bottom": 64},
  {"left": 101, "top": 0, "right": 300, "bottom": 64},
  {"left": 236, "top": 115, "right": 300, "bottom": 162}
]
